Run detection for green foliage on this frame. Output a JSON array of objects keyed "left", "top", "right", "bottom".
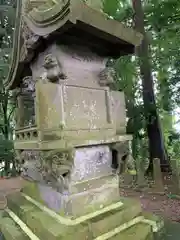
[
  {"left": 0, "top": 0, "right": 17, "bottom": 173},
  {"left": 103, "top": 0, "right": 180, "bottom": 162},
  {"left": 0, "top": 139, "right": 14, "bottom": 164},
  {"left": 103, "top": 0, "right": 119, "bottom": 16}
]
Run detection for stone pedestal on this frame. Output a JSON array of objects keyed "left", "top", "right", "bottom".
[
  {"left": 170, "top": 159, "right": 180, "bottom": 195},
  {"left": 20, "top": 145, "right": 121, "bottom": 218},
  {"left": 2, "top": 144, "right": 163, "bottom": 240},
  {"left": 152, "top": 158, "right": 164, "bottom": 194}
]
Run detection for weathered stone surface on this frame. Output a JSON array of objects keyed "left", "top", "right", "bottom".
[
  {"left": 71, "top": 174, "right": 118, "bottom": 193},
  {"left": 22, "top": 181, "right": 120, "bottom": 217},
  {"left": 64, "top": 185, "right": 120, "bottom": 217},
  {"left": 19, "top": 145, "right": 115, "bottom": 189},
  {"left": 89, "top": 200, "right": 142, "bottom": 238},
  {"left": 119, "top": 172, "right": 135, "bottom": 188},
  {"left": 7, "top": 193, "right": 90, "bottom": 240},
  {"left": 110, "top": 91, "right": 126, "bottom": 134},
  {"left": 72, "top": 145, "right": 113, "bottom": 182},
  {"left": 170, "top": 159, "right": 180, "bottom": 194},
  {"left": 142, "top": 212, "right": 165, "bottom": 240},
  {"left": 32, "top": 44, "right": 118, "bottom": 133},
  {"left": 109, "top": 223, "right": 152, "bottom": 240},
  {"left": 152, "top": 158, "right": 164, "bottom": 193},
  {"left": 136, "top": 158, "right": 150, "bottom": 188},
  {"left": 6, "top": 192, "right": 152, "bottom": 240},
  {"left": 5, "top": 191, "right": 165, "bottom": 240},
  {"left": 5, "top": 0, "right": 142, "bottom": 92},
  {"left": 0, "top": 211, "right": 30, "bottom": 240}
]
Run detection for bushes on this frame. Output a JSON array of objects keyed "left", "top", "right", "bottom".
[{"left": 0, "top": 138, "right": 16, "bottom": 176}]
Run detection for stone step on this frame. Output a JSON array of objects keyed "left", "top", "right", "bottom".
[
  {"left": 0, "top": 211, "right": 30, "bottom": 240},
  {"left": 109, "top": 222, "right": 153, "bottom": 240},
  {"left": 6, "top": 193, "right": 88, "bottom": 240},
  {"left": 0, "top": 212, "right": 160, "bottom": 240},
  {"left": 6, "top": 192, "right": 143, "bottom": 240},
  {"left": 142, "top": 212, "right": 165, "bottom": 240}
]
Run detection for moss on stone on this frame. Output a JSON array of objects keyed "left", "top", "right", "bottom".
[
  {"left": 109, "top": 222, "right": 152, "bottom": 240},
  {"left": 0, "top": 210, "right": 30, "bottom": 240},
  {"left": 22, "top": 181, "right": 44, "bottom": 205},
  {"left": 7, "top": 193, "right": 89, "bottom": 239},
  {"left": 88, "top": 203, "right": 141, "bottom": 238}
]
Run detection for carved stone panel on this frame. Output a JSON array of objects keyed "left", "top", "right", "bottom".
[
  {"left": 63, "top": 86, "right": 110, "bottom": 129},
  {"left": 71, "top": 145, "right": 113, "bottom": 182},
  {"left": 35, "top": 82, "right": 65, "bottom": 129}
]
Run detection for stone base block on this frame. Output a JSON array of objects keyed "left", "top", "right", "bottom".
[
  {"left": 70, "top": 174, "right": 118, "bottom": 194},
  {"left": 0, "top": 192, "right": 164, "bottom": 240},
  {"left": 22, "top": 179, "right": 120, "bottom": 217},
  {"left": 4, "top": 192, "right": 143, "bottom": 239}
]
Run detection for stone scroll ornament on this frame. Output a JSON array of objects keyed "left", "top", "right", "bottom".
[
  {"left": 43, "top": 54, "right": 67, "bottom": 83},
  {"left": 20, "top": 149, "right": 74, "bottom": 193}
]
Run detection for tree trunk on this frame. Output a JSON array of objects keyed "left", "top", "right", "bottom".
[
  {"left": 3, "top": 92, "right": 10, "bottom": 173},
  {"left": 132, "top": 0, "right": 167, "bottom": 168}
]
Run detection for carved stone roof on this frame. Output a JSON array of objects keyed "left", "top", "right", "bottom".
[{"left": 5, "top": 0, "right": 143, "bottom": 89}]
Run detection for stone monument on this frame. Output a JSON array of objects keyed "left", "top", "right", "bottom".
[{"left": 0, "top": 0, "right": 164, "bottom": 239}]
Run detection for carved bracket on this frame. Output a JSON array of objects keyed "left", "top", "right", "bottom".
[
  {"left": 19, "top": 148, "right": 75, "bottom": 193},
  {"left": 43, "top": 54, "right": 67, "bottom": 83},
  {"left": 98, "top": 67, "right": 116, "bottom": 87},
  {"left": 111, "top": 142, "right": 136, "bottom": 175}
]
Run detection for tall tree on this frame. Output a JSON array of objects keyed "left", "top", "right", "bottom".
[
  {"left": 0, "top": 0, "right": 16, "bottom": 173},
  {"left": 132, "top": 0, "right": 167, "bottom": 167}
]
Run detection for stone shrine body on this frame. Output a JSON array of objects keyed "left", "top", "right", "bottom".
[
  {"left": 0, "top": 1, "right": 165, "bottom": 240},
  {"left": 10, "top": 0, "right": 143, "bottom": 216}
]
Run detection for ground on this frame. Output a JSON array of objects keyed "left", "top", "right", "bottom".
[
  {"left": 119, "top": 173, "right": 180, "bottom": 240},
  {"left": 120, "top": 188, "right": 180, "bottom": 222},
  {"left": 120, "top": 173, "right": 180, "bottom": 222}
]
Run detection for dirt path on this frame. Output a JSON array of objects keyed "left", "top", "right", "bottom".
[
  {"left": 0, "top": 177, "right": 24, "bottom": 195},
  {"left": 0, "top": 177, "right": 25, "bottom": 209},
  {"left": 120, "top": 188, "right": 180, "bottom": 222}
]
